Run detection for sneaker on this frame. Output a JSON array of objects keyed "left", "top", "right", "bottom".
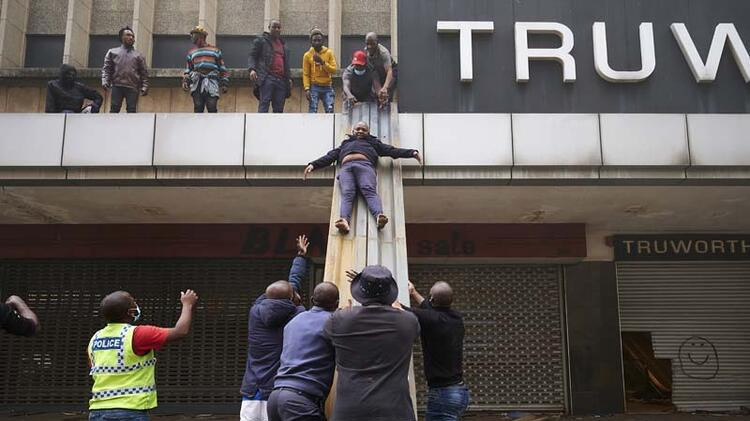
[
  {"left": 377, "top": 214, "right": 388, "bottom": 230},
  {"left": 335, "top": 219, "right": 350, "bottom": 234}
]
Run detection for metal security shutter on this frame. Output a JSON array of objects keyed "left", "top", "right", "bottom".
[
  {"left": 409, "top": 264, "right": 566, "bottom": 411},
  {"left": 0, "top": 258, "right": 304, "bottom": 410},
  {"left": 617, "top": 262, "right": 750, "bottom": 411}
]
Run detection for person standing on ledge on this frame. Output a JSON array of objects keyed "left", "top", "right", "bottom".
[
  {"left": 183, "top": 25, "right": 229, "bottom": 113},
  {"left": 102, "top": 26, "right": 149, "bottom": 113},
  {"left": 303, "top": 27, "right": 337, "bottom": 113},
  {"left": 249, "top": 19, "right": 292, "bottom": 113},
  {"left": 303, "top": 121, "right": 421, "bottom": 234}
]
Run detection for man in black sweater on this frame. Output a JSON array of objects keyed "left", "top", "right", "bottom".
[
  {"left": 45, "top": 64, "right": 103, "bottom": 113},
  {"left": 303, "top": 121, "right": 421, "bottom": 234},
  {"left": 407, "top": 280, "right": 469, "bottom": 421}
]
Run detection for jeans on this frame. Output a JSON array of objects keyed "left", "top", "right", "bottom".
[
  {"left": 267, "top": 388, "right": 325, "bottom": 421},
  {"left": 109, "top": 86, "right": 139, "bottom": 113},
  {"left": 89, "top": 409, "right": 150, "bottom": 421},
  {"left": 192, "top": 90, "right": 219, "bottom": 113},
  {"left": 258, "top": 74, "right": 287, "bottom": 113},
  {"left": 338, "top": 160, "right": 382, "bottom": 221},
  {"left": 426, "top": 384, "right": 470, "bottom": 421},
  {"left": 308, "top": 84, "right": 334, "bottom": 113}
]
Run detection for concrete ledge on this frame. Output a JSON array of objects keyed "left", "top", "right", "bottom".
[
  {"left": 0, "top": 114, "right": 65, "bottom": 166},
  {"left": 66, "top": 167, "right": 157, "bottom": 181},
  {"left": 512, "top": 114, "right": 601, "bottom": 166},
  {"left": 63, "top": 114, "right": 155, "bottom": 166},
  {"left": 154, "top": 113, "right": 245, "bottom": 166},
  {"left": 601, "top": 114, "right": 689, "bottom": 167},
  {"left": 688, "top": 114, "right": 750, "bottom": 166},
  {"left": 512, "top": 167, "right": 600, "bottom": 183},
  {"left": 599, "top": 167, "right": 687, "bottom": 182}
]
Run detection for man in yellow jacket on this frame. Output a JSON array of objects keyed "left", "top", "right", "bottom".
[
  {"left": 303, "top": 28, "right": 337, "bottom": 113},
  {"left": 87, "top": 289, "right": 198, "bottom": 421}
]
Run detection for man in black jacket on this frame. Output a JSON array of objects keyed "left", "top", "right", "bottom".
[
  {"left": 248, "top": 19, "right": 292, "bottom": 113},
  {"left": 45, "top": 64, "right": 103, "bottom": 113},
  {"left": 303, "top": 121, "right": 422, "bottom": 234}
]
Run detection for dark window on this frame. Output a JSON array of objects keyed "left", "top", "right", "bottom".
[
  {"left": 216, "top": 35, "right": 255, "bottom": 69},
  {"left": 152, "top": 35, "right": 194, "bottom": 69},
  {"left": 88, "top": 35, "right": 120, "bottom": 68},
  {"left": 283, "top": 36, "right": 312, "bottom": 69},
  {"left": 24, "top": 35, "right": 65, "bottom": 68},
  {"left": 341, "top": 35, "right": 391, "bottom": 66}
]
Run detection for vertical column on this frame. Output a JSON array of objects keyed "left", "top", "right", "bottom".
[
  {"left": 390, "top": 0, "right": 397, "bottom": 60},
  {"left": 62, "top": 0, "right": 92, "bottom": 67},
  {"left": 199, "top": 0, "right": 217, "bottom": 45},
  {"left": 0, "top": 0, "right": 30, "bottom": 67},
  {"left": 263, "top": 0, "right": 279, "bottom": 29},
  {"left": 327, "top": 0, "right": 342, "bottom": 65},
  {"left": 132, "top": 0, "right": 155, "bottom": 67}
]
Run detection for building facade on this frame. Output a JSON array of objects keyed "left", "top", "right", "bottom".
[{"left": 0, "top": 0, "right": 749, "bottom": 416}]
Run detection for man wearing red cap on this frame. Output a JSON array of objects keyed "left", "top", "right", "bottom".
[{"left": 342, "top": 50, "right": 382, "bottom": 109}]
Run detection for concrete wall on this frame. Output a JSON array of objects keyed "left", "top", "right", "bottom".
[
  {"left": 0, "top": 80, "right": 345, "bottom": 113},
  {"left": 90, "top": 0, "right": 134, "bottom": 35},
  {"left": 342, "top": 0, "right": 389, "bottom": 35},
  {"left": 153, "top": 0, "right": 198, "bottom": 34},
  {"left": 280, "top": 0, "right": 328, "bottom": 35},
  {"left": 216, "top": 0, "right": 263, "bottom": 35},
  {"left": 27, "top": 0, "right": 67, "bottom": 34}
]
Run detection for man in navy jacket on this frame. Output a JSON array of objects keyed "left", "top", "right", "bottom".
[
  {"left": 240, "top": 235, "right": 309, "bottom": 421},
  {"left": 267, "top": 281, "right": 339, "bottom": 421}
]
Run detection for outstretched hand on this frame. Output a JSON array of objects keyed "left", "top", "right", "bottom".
[
  {"left": 413, "top": 151, "right": 423, "bottom": 165},
  {"left": 296, "top": 234, "right": 309, "bottom": 256},
  {"left": 345, "top": 269, "right": 359, "bottom": 282},
  {"left": 303, "top": 164, "right": 314, "bottom": 180},
  {"left": 180, "top": 289, "right": 199, "bottom": 307}
]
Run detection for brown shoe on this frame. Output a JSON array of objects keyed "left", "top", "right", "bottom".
[
  {"left": 377, "top": 214, "right": 388, "bottom": 230},
  {"left": 335, "top": 218, "right": 350, "bottom": 234}
]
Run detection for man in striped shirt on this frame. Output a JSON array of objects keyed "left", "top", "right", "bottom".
[{"left": 183, "top": 25, "right": 229, "bottom": 113}]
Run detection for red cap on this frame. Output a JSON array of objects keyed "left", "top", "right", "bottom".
[{"left": 352, "top": 50, "right": 367, "bottom": 66}]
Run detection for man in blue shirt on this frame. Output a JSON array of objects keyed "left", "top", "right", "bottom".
[
  {"left": 240, "top": 235, "right": 309, "bottom": 421},
  {"left": 267, "top": 281, "right": 339, "bottom": 421}
]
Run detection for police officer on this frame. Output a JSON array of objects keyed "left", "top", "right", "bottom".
[{"left": 87, "top": 289, "right": 198, "bottom": 421}]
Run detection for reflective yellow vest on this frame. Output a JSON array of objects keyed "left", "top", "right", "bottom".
[{"left": 88, "top": 323, "right": 157, "bottom": 410}]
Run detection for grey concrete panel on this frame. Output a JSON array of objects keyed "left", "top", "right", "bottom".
[
  {"left": 513, "top": 114, "right": 601, "bottom": 166},
  {"left": 397, "top": 113, "right": 422, "bottom": 168},
  {"left": 153, "top": 0, "right": 198, "bottom": 35},
  {"left": 63, "top": 114, "right": 155, "bottom": 166},
  {"left": 0, "top": 114, "right": 65, "bottom": 166},
  {"left": 280, "top": 0, "right": 328, "bottom": 36},
  {"left": 601, "top": 114, "right": 689, "bottom": 166},
  {"left": 687, "top": 114, "right": 750, "bottom": 166},
  {"left": 154, "top": 113, "right": 245, "bottom": 166},
  {"left": 342, "top": 0, "right": 390, "bottom": 36},
  {"left": 245, "top": 113, "right": 333, "bottom": 165},
  {"left": 217, "top": 0, "right": 263, "bottom": 35},
  {"left": 27, "top": 0, "right": 67, "bottom": 34},
  {"left": 423, "top": 114, "right": 512, "bottom": 166},
  {"left": 90, "top": 0, "right": 134, "bottom": 35}
]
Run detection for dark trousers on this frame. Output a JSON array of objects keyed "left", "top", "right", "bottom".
[
  {"left": 89, "top": 409, "right": 150, "bottom": 421},
  {"left": 258, "top": 74, "right": 287, "bottom": 113},
  {"left": 338, "top": 160, "right": 382, "bottom": 221},
  {"left": 425, "top": 384, "right": 469, "bottom": 421},
  {"left": 191, "top": 90, "right": 219, "bottom": 113},
  {"left": 109, "top": 86, "right": 139, "bottom": 113},
  {"left": 267, "top": 388, "right": 325, "bottom": 421}
]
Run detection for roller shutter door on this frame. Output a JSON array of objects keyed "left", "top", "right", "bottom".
[
  {"left": 0, "top": 258, "right": 303, "bottom": 409},
  {"left": 617, "top": 261, "right": 750, "bottom": 411},
  {"left": 409, "top": 264, "right": 566, "bottom": 411}
]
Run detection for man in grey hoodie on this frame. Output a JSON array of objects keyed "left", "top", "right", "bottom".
[{"left": 102, "top": 26, "right": 149, "bottom": 113}]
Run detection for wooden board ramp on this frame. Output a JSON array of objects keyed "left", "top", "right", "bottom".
[{"left": 323, "top": 102, "right": 418, "bottom": 417}]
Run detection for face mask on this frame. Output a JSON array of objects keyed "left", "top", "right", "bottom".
[
  {"left": 131, "top": 305, "right": 141, "bottom": 323},
  {"left": 354, "top": 68, "right": 366, "bottom": 76}
]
